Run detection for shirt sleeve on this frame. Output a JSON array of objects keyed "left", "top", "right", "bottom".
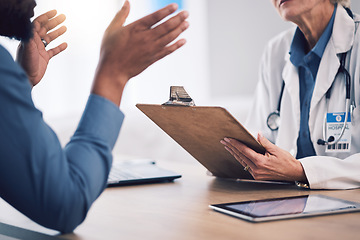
[{"left": 0, "top": 45, "right": 124, "bottom": 233}]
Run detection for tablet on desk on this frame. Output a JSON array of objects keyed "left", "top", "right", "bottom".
[{"left": 210, "top": 194, "right": 360, "bottom": 222}]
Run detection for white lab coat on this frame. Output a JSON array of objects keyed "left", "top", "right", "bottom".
[{"left": 246, "top": 6, "right": 360, "bottom": 189}]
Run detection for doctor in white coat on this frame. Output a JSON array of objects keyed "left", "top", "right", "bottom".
[{"left": 221, "top": 0, "right": 360, "bottom": 189}]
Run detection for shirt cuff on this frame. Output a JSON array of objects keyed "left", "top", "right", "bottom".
[
  {"left": 299, "top": 156, "right": 320, "bottom": 189},
  {"left": 75, "top": 94, "right": 124, "bottom": 149}
]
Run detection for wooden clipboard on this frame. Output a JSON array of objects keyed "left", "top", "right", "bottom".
[{"left": 136, "top": 104, "right": 266, "bottom": 179}]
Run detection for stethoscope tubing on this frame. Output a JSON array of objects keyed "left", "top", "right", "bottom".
[
  {"left": 267, "top": 7, "right": 357, "bottom": 147},
  {"left": 268, "top": 52, "right": 354, "bottom": 147},
  {"left": 318, "top": 52, "right": 352, "bottom": 146}
]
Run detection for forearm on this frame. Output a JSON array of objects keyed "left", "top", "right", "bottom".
[
  {"left": 91, "top": 63, "right": 128, "bottom": 107},
  {"left": 48, "top": 95, "right": 124, "bottom": 232},
  {"left": 0, "top": 67, "right": 123, "bottom": 232}
]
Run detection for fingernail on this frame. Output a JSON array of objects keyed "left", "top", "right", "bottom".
[
  {"left": 220, "top": 140, "right": 226, "bottom": 145},
  {"left": 182, "top": 11, "right": 189, "bottom": 18},
  {"left": 183, "top": 21, "right": 189, "bottom": 29},
  {"left": 258, "top": 131, "right": 263, "bottom": 139},
  {"left": 170, "top": 3, "right": 178, "bottom": 10},
  {"left": 224, "top": 137, "right": 231, "bottom": 143}
]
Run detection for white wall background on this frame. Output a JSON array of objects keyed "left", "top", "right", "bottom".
[
  {"left": 208, "top": 0, "right": 291, "bottom": 98},
  {"left": 1, "top": 0, "right": 360, "bottom": 162},
  {"left": 208, "top": 0, "right": 360, "bottom": 98}
]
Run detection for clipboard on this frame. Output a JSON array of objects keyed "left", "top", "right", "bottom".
[{"left": 136, "top": 87, "right": 266, "bottom": 179}]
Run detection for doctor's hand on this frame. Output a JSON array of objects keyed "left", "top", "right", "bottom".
[
  {"left": 92, "top": 1, "right": 189, "bottom": 106},
  {"left": 221, "top": 133, "right": 307, "bottom": 182},
  {"left": 17, "top": 10, "right": 68, "bottom": 87}
]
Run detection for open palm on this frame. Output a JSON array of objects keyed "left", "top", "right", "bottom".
[{"left": 17, "top": 10, "right": 67, "bottom": 86}]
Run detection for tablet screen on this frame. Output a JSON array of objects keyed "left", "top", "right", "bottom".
[{"left": 210, "top": 194, "right": 360, "bottom": 222}]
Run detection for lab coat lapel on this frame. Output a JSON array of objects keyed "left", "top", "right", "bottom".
[
  {"left": 282, "top": 55, "right": 300, "bottom": 125},
  {"left": 310, "top": 5, "right": 355, "bottom": 113},
  {"left": 278, "top": 56, "right": 301, "bottom": 153},
  {"left": 310, "top": 44, "right": 339, "bottom": 111}
]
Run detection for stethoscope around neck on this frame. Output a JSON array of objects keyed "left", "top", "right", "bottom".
[{"left": 266, "top": 52, "right": 356, "bottom": 146}]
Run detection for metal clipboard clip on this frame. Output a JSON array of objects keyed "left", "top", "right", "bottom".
[{"left": 162, "top": 86, "right": 195, "bottom": 106}]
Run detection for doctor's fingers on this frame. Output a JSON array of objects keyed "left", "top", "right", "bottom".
[
  {"left": 224, "top": 145, "right": 249, "bottom": 167},
  {"left": 223, "top": 138, "right": 264, "bottom": 164},
  {"left": 223, "top": 145, "right": 256, "bottom": 177},
  {"left": 221, "top": 140, "right": 256, "bottom": 169}
]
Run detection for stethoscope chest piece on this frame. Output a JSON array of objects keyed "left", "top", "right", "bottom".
[{"left": 267, "top": 110, "right": 280, "bottom": 131}]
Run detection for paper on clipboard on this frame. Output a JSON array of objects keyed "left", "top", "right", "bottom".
[{"left": 136, "top": 87, "right": 266, "bottom": 179}]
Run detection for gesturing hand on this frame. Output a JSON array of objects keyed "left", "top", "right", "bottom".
[
  {"left": 221, "top": 133, "right": 307, "bottom": 182},
  {"left": 92, "top": 0, "right": 189, "bottom": 106},
  {"left": 17, "top": 10, "right": 67, "bottom": 86}
]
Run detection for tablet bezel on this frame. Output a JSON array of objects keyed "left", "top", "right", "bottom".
[{"left": 209, "top": 194, "right": 360, "bottom": 222}]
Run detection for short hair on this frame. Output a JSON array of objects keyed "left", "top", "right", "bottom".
[{"left": 331, "top": 0, "right": 351, "bottom": 8}]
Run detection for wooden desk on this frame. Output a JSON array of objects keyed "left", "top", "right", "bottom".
[{"left": 1, "top": 160, "right": 360, "bottom": 240}]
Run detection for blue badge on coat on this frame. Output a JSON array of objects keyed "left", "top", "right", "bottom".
[{"left": 326, "top": 112, "right": 352, "bottom": 152}]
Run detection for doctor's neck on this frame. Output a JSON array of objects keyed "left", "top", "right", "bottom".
[{"left": 293, "top": 3, "right": 335, "bottom": 52}]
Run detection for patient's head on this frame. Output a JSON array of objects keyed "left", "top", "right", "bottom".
[{"left": 0, "top": 0, "right": 37, "bottom": 41}]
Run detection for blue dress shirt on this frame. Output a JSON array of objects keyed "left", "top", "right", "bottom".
[
  {"left": 0, "top": 45, "right": 124, "bottom": 233},
  {"left": 289, "top": 4, "right": 337, "bottom": 158}
]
